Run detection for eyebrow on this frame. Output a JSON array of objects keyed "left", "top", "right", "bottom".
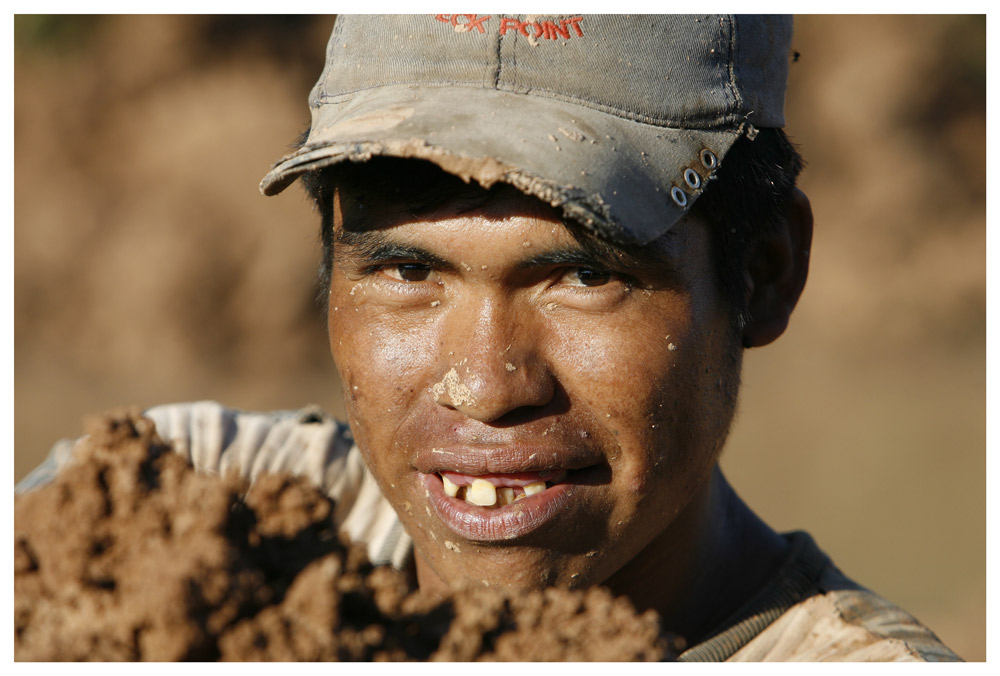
[
  {"left": 561, "top": 221, "right": 682, "bottom": 272},
  {"left": 518, "top": 245, "right": 633, "bottom": 272},
  {"left": 334, "top": 228, "right": 453, "bottom": 270}
]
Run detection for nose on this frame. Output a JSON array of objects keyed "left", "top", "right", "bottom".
[{"left": 432, "top": 298, "right": 555, "bottom": 422}]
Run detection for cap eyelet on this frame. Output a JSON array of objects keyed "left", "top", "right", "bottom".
[
  {"left": 670, "top": 186, "right": 688, "bottom": 207},
  {"left": 700, "top": 149, "right": 718, "bottom": 170},
  {"left": 684, "top": 168, "right": 701, "bottom": 190}
]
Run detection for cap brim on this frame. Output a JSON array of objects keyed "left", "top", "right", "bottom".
[{"left": 260, "top": 85, "right": 739, "bottom": 245}]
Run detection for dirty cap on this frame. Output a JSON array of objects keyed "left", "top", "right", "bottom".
[{"left": 260, "top": 14, "right": 793, "bottom": 245}]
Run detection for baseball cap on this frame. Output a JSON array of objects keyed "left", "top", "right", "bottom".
[{"left": 260, "top": 14, "right": 793, "bottom": 245}]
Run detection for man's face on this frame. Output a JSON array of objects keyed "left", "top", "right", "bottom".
[{"left": 328, "top": 185, "right": 741, "bottom": 594}]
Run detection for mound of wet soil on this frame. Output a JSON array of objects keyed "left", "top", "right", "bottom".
[{"left": 14, "top": 409, "right": 677, "bottom": 661}]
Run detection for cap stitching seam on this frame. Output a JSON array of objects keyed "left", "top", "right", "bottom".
[
  {"left": 492, "top": 23, "right": 503, "bottom": 88},
  {"left": 320, "top": 19, "right": 348, "bottom": 104},
  {"left": 725, "top": 15, "right": 744, "bottom": 117},
  {"left": 506, "top": 20, "right": 520, "bottom": 83}
]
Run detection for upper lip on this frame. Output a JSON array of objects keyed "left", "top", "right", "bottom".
[{"left": 412, "top": 443, "right": 601, "bottom": 476}]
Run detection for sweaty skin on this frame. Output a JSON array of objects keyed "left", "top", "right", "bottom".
[{"left": 328, "top": 187, "right": 790, "bottom": 644}]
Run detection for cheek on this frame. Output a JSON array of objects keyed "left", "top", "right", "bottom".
[
  {"left": 328, "top": 297, "right": 438, "bottom": 445},
  {"left": 549, "top": 301, "right": 689, "bottom": 424},
  {"left": 549, "top": 300, "right": 733, "bottom": 489}
]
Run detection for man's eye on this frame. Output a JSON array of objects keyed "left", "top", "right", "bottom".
[
  {"left": 383, "top": 263, "right": 433, "bottom": 282},
  {"left": 564, "top": 267, "right": 612, "bottom": 287}
]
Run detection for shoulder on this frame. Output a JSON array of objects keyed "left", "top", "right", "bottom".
[
  {"left": 19, "top": 401, "right": 364, "bottom": 503},
  {"left": 142, "top": 400, "right": 362, "bottom": 494},
  {"left": 728, "top": 537, "right": 961, "bottom": 662}
]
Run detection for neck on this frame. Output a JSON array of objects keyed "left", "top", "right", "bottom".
[{"left": 603, "top": 467, "right": 789, "bottom": 648}]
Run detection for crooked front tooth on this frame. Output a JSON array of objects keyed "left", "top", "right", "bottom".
[
  {"left": 496, "top": 487, "right": 516, "bottom": 506},
  {"left": 442, "top": 474, "right": 460, "bottom": 497},
  {"left": 523, "top": 481, "right": 546, "bottom": 496},
  {"left": 466, "top": 478, "right": 497, "bottom": 506}
]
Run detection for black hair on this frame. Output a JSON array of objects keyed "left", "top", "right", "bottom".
[
  {"left": 691, "top": 128, "right": 805, "bottom": 330},
  {"left": 300, "top": 128, "right": 804, "bottom": 332}
]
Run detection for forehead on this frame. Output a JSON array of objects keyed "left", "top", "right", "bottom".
[{"left": 328, "top": 163, "right": 686, "bottom": 270}]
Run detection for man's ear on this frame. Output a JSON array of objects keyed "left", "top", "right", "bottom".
[{"left": 741, "top": 188, "right": 813, "bottom": 348}]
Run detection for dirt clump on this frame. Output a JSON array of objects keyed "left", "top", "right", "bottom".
[{"left": 14, "top": 409, "right": 676, "bottom": 661}]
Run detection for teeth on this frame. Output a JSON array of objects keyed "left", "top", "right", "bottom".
[
  {"left": 444, "top": 472, "right": 563, "bottom": 508},
  {"left": 523, "top": 481, "right": 546, "bottom": 496},
  {"left": 465, "top": 478, "right": 498, "bottom": 507},
  {"left": 442, "top": 474, "right": 460, "bottom": 497},
  {"left": 496, "top": 487, "right": 516, "bottom": 506}
]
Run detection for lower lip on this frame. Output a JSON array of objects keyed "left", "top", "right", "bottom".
[{"left": 420, "top": 473, "right": 576, "bottom": 542}]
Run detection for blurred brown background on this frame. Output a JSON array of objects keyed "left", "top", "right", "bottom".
[{"left": 14, "top": 15, "right": 985, "bottom": 660}]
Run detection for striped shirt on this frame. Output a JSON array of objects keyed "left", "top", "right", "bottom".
[{"left": 16, "top": 401, "right": 961, "bottom": 662}]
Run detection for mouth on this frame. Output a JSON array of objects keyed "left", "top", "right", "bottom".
[
  {"left": 419, "top": 465, "right": 597, "bottom": 543},
  {"left": 439, "top": 470, "right": 569, "bottom": 507}
]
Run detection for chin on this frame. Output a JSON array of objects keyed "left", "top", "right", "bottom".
[{"left": 412, "top": 535, "right": 609, "bottom": 596}]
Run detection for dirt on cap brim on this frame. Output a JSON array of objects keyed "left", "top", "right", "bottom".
[{"left": 14, "top": 408, "right": 680, "bottom": 661}]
